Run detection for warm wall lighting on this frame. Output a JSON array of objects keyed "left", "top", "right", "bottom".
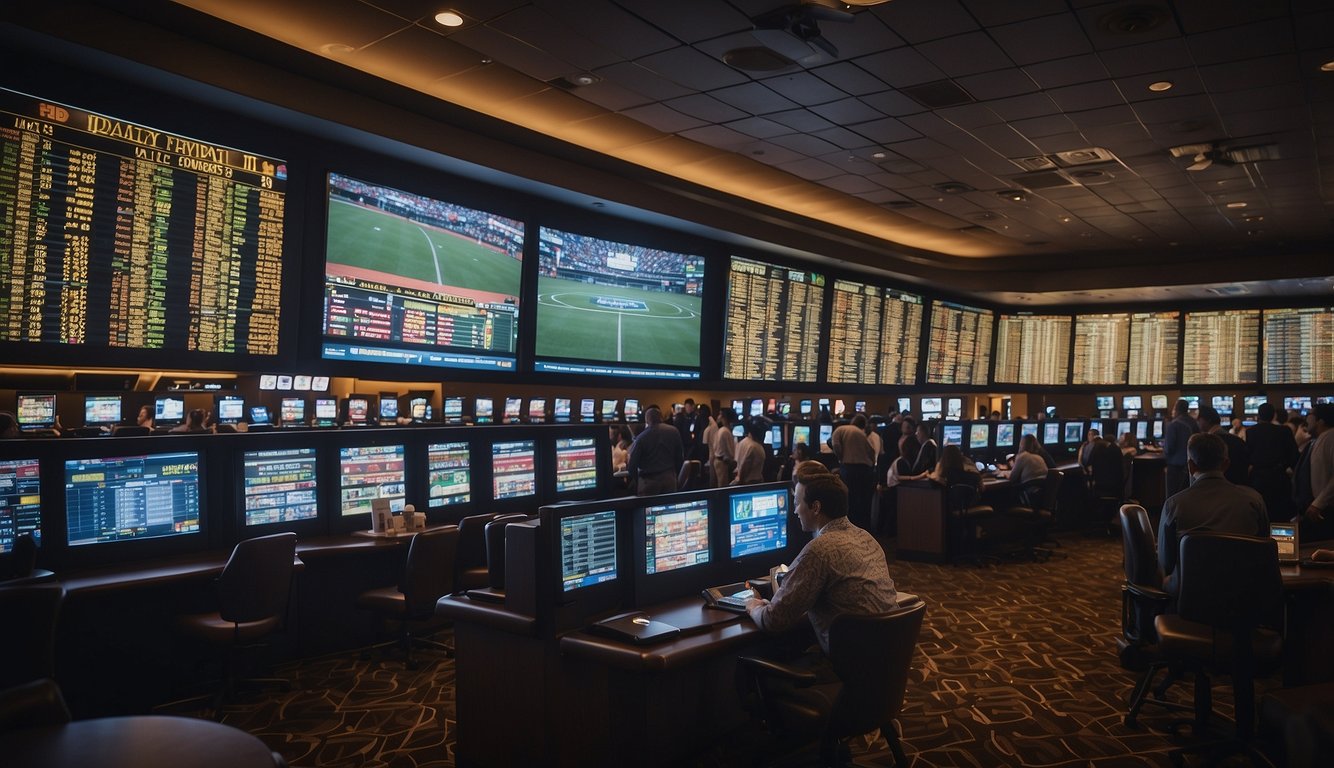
[
  {"left": 1147, "top": 80, "right": 1173, "bottom": 92},
  {"left": 434, "top": 11, "right": 465, "bottom": 27},
  {"left": 1322, "top": 60, "right": 1334, "bottom": 72}
]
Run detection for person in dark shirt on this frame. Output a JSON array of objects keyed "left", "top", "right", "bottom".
[
  {"left": 627, "top": 406, "right": 684, "bottom": 496},
  {"left": 1162, "top": 399, "right": 1200, "bottom": 499},
  {"left": 1245, "top": 402, "right": 1298, "bottom": 521},
  {"left": 1197, "top": 406, "right": 1249, "bottom": 487},
  {"left": 911, "top": 421, "right": 939, "bottom": 476}
]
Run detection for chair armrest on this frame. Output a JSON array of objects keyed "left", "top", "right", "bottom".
[
  {"left": 736, "top": 655, "right": 819, "bottom": 686},
  {"left": 1125, "top": 582, "right": 1171, "bottom": 604}
]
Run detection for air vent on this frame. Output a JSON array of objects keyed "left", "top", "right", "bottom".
[
  {"left": 1052, "top": 147, "right": 1117, "bottom": 166},
  {"left": 1010, "top": 170, "right": 1075, "bottom": 190},
  {"left": 1013, "top": 156, "right": 1058, "bottom": 172},
  {"left": 885, "top": 200, "right": 918, "bottom": 209},
  {"left": 900, "top": 79, "right": 975, "bottom": 109},
  {"left": 1064, "top": 161, "right": 1123, "bottom": 185},
  {"left": 933, "top": 181, "right": 974, "bottom": 195},
  {"left": 1098, "top": 4, "right": 1171, "bottom": 35},
  {"left": 722, "top": 46, "right": 797, "bottom": 73}
]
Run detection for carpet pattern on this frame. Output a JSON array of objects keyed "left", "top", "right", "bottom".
[{"left": 175, "top": 534, "right": 1280, "bottom": 767}]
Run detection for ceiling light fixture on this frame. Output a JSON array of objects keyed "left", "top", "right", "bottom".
[
  {"left": 1226, "top": 201, "right": 1248, "bottom": 209},
  {"left": 434, "top": 11, "right": 465, "bottom": 27},
  {"left": 997, "top": 189, "right": 1027, "bottom": 202},
  {"left": 1147, "top": 80, "right": 1173, "bottom": 92}
]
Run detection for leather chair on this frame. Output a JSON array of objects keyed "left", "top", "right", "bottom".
[
  {"left": 0, "top": 678, "right": 71, "bottom": 733},
  {"left": 110, "top": 425, "right": 151, "bottom": 437},
  {"left": 676, "top": 459, "right": 704, "bottom": 491},
  {"left": 1001, "top": 469, "right": 1063, "bottom": 561},
  {"left": 455, "top": 513, "right": 498, "bottom": 591},
  {"left": 737, "top": 601, "right": 926, "bottom": 767},
  {"left": 1086, "top": 443, "right": 1125, "bottom": 533},
  {"left": 177, "top": 532, "right": 298, "bottom": 705},
  {"left": 946, "top": 483, "right": 994, "bottom": 565},
  {"left": 0, "top": 582, "right": 65, "bottom": 690},
  {"left": 1153, "top": 532, "right": 1283, "bottom": 748},
  {"left": 484, "top": 514, "right": 529, "bottom": 591},
  {"left": 357, "top": 526, "right": 460, "bottom": 668}
]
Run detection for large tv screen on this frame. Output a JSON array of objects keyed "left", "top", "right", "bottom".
[
  {"left": 729, "top": 487, "right": 789, "bottom": 560},
  {"left": 642, "top": 498, "right": 711, "bottom": 574},
  {"left": 534, "top": 227, "right": 704, "bottom": 379},
  {"left": 723, "top": 256, "right": 824, "bottom": 383},
  {"left": 338, "top": 444, "right": 406, "bottom": 516},
  {"left": 241, "top": 448, "right": 319, "bottom": 526},
  {"left": 65, "top": 451, "right": 202, "bottom": 546},
  {"left": 321, "top": 173, "right": 523, "bottom": 372},
  {"left": 0, "top": 458, "right": 41, "bottom": 553},
  {"left": 554, "top": 437, "right": 599, "bottom": 494},
  {"left": 0, "top": 87, "right": 286, "bottom": 364},
  {"left": 427, "top": 441, "right": 471, "bottom": 508}
]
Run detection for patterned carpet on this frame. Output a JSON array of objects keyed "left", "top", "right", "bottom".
[{"left": 172, "top": 533, "right": 1283, "bottom": 767}]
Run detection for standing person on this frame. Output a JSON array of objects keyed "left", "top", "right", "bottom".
[
  {"left": 711, "top": 408, "right": 738, "bottom": 489},
  {"left": 1162, "top": 398, "right": 1200, "bottom": 499},
  {"left": 1294, "top": 403, "right": 1334, "bottom": 542},
  {"left": 627, "top": 406, "right": 683, "bottom": 496},
  {"left": 1246, "top": 402, "right": 1298, "bottom": 521},
  {"left": 1197, "top": 406, "right": 1249, "bottom": 486},
  {"left": 609, "top": 425, "right": 632, "bottom": 473},
  {"left": 732, "top": 418, "right": 767, "bottom": 486},
  {"left": 698, "top": 404, "right": 717, "bottom": 464},
  {"left": 676, "top": 398, "right": 706, "bottom": 462},
  {"left": 831, "top": 414, "right": 876, "bottom": 531},
  {"left": 910, "top": 421, "right": 939, "bottom": 476}
]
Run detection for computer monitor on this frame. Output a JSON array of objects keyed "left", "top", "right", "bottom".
[
  {"left": 1271, "top": 521, "right": 1299, "bottom": 564},
  {"left": 791, "top": 425, "right": 812, "bottom": 449},
  {"left": 377, "top": 396, "right": 398, "bottom": 422},
  {"left": 941, "top": 424, "right": 963, "bottom": 446},
  {"left": 897, "top": 397, "right": 911, "bottom": 414},
  {"left": 202, "top": 394, "right": 241, "bottom": 426},
  {"left": 557, "top": 507, "right": 619, "bottom": 594},
  {"left": 1151, "top": 394, "right": 1169, "bottom": 410},
  {"left": 153, "top": 395, "right": 185, "bottom": 427},
  {"left": 767, "top": 424, "right": 783, "bottom": 453},
  {"left": 65, "top": 451, "right": 202, "bottom": 546},
  {"left": 580, "top": 398, "right": 596, "bottom": 423},
  {"left": 555, "top": 437, "right": 599, "bottom": 494},
  {"left": 968, "top": 423, "right": 990, "bottom": 452},
  {"left": 1042, "top": 422, "right": 1060, "bottom": 446},
  {"left": 15, "top": 393, "right": 56, "bottom": 430},
  {"left": 474, "top": 397, "right": 494, "bottom": 424},
  {"left": 1243, "top": 395, "right": 1264, "bottom": 416},
  {"left": 767, "top": 398, "right": 778, "bottom": 415},
  {"left": 920, "top": 397, "right": 942, "bottom": 418},
  {"left": 1122, "top": 395, "right": 1143, "bottom": 411},
  {"left": 1182, "top": 395, "right": 1199, "bottom": 413},
  {"left": 409, "top": 396, "right": 429, "bottom": 420},
  {"left": 553, "top": 398, "right": 572, "bottom": 423},
  {"left": 346, "top": 395, "right": 370, "bottom": 425},
  {"left": 1285, "top": 396, "right": 1311, "bottom": 415},
  {"left": 259, "top": 375, "right": 278, "bottom": 391},
  {"left": 427, "top": 441, "right": 471, "bottom": 508},
  {"left": 241, "top": 448, "right": 319, "bottom": 526},
  {"left": 1136, "top": 421, "right": 1148, "bottom": 440},
  {"left": 946, "top": 398, "right": 963, "bottom": 420},
  {"left": 624, "top": 399, "right": 640, "bottom": 421},
  {"left": 1152, "top": 419, "right": 1165, "bottom": 439},
  {"left": 83, "top": 395, "right": 122, "bottom": 426},
  {"left": 279, "top": 397, "right": 305, "bottom": 427},
  {"left": 817, "top": 423, "right": 833, "bottom": 448},
  {"left": 444, "top": 396, "right": 464, "bottom": 424},
  {"left": 854, "top": 400, "right": 866, "bottom": 414},
  {"left": 731, "top": 399, "right": 744, "bottom": 418},
  {"left": 778, "top": 400, "right": 792, "bottom": 418},
  {"left": 313, "top": 398, "right": 338, "bottom": 427},
  {"left": 600, "top": 399, "right": 618, "bottom": 421},
  {"left": 1095, "top": 396, "right": 1115, "bottom": 411},
  {"left": 492, "top": 440, "right": 537, "bottom": 499},
  {"left": 1211, "top": 395, "right": 1234, "bottom": 415},
  {"left": 338, "top": 444, "right": 406, "bottom": 516},
  {"left": 1019, "top": 422, "right": 1038, "bottom": 439},
  {"left": 641, "top": 497, "right": 711, "bottom": 574},
  {"left": 729, "top": 486, "right": 789, "bottom": 560},
  {"left": 1088, "top": 419, "right": 1103, "bottom": 436},
  {"left": 799, "top": 399, "right": 812, "bottom": 417},
  {"left": 1063, "top": 421, "right": 1084, "bottom": 444},
  {"left": 311, "top": 376, "right": 330, "bottom": 392},
  {"left": 0, "top": 458, "right": 41, "bottom": 553},
  {"left": 749, "top": 399, "right": 764, "bottom": 418},
  {"left": 293, "top": 375, "right": 312, "bottom": 391},
  {"left": 249, "top": 406, "right": 272, "bottom": 426},
  {"left": 528, "top": 398, "right": 547, "bottom": 424},
  {"left": 832, "top": 399, "right": 846, "bottom": 418},
  {"left": 276, "top": 375, "right": 293, "bottom": 390},
  {"left": 732, "top": 424, "right": 745, "bottom": 439},
  {"left": 817, "top": 398, "right": 831, "bottom": 417},
  {"left": 996, "top": 422, "right": 1015, "bottom": 449}
]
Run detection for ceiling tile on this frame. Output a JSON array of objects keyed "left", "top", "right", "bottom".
[
  {"left": 769, "top": 132, "right": 842, "bottom": 156},
  {"left": 1198, "top": 55, "right": 1301, "bottom": 92},
  {"left": 613, "top": 0, "right": 752, "bottom": 44},
  {"left": 853, "top": 48, "right": 948, "bottom": 88},
  {"left": 620, "top": 103, "right": 707, "bottom": 132},
  {"left": 531, "top": 0, "right": 678, "bottom": 58},
  {"left": 1118, "top": 68, "right": 1206, "bottom": 102},
  {"left": 451, "top": 23, "right": 570, "bottom": 81},
  {"left": 739, "top": 141, "right": 805, "bottom": 165},
  {"left": 1187, "top": 18, "right": 1296, "bottom": 66},
  {"left": 488, "top": 5, "right": 621, "bottom": 71},
  {"left": 1074, "top": 1, "right": 1180, "bottom": 51},
  {"left": 809, "top": 97, "right": 885, "bottom": 125},
  {"left": 678, "top": 124, "right": 753, "bottom": 148},
  {"left": 569, "top": 79, "right": 653, "bottom": 112},
  {"left": 810, "top": 62, "right": 890, "bottom": 96},
  {"left": 708, "top": 82, "right": 799, "bottom": 115},
  {"left": 821, "top": 174, "right": 886, "bottom": 194},
  {"left": 961, "top": 0, "right": 1068, "bottom": 27},
  {"left": 725, "top": 116, "right": 792, "bottom": 139},
  {"left": 812, "top": 126, "right": 875, "bottom": 150},
  {"left": 937, "top": 103, "right": 1005, "bottom": 129},
  {"left": 991, "top": 15, "right": 1094, "bottom": 66},
  {"left": 348, "top": 24, "right": 487, "bottom": 82},
  {"left": 969, "top": 124, "right": 1041, "bottom": 156},
  {"left": 988, "top": 92, "right": 1061, "bottom": 121},
  {"left": 916, "top": 32, "right": 1014, "bottom": 78},
  {"left": 776, "top": 156, "right": 846, "bottom": 181},
  {"left": 593, "top": 61, "right": 694, "bottom": 100},
  {"left": 759, "top": 72, "right": 850, "bottom": 106},
  {"left": 1129, "top": 94, "right": 1216, "bottom": 126},
  {"left": 956, "top": 69, "right": 1039, "bottom": 100},
  {"left": 871, "top": 0, "right": 979, "bottom": 43},
  {"left": 636, "top": 46, "right": 749, "bottom": 91},
  {"left": 204, "top": 0, "right": 410, "bottom": 50},
  {"left": 848, "top": 116, "right": 922, "bottom": 144},
  {"left": 1023, "top": 54, "right": 1110, "bottom": 89},
  {"left": 859, "top": 90, "right": 929, "bottom": 117},
  {"left": 1173, "top": 0, "right": 1291, "bottom": 34},
  {"left": 1048, "top": 81, "right": 1126, "bottom": 112},
  {"left": 386, "top": 0, "right": 527, "bottom": 23},
  {"left": 821, "top": 10, "right": 905, "bottom": 58},
  {"left": 1098, "top": 39, "right": 1193, "bottom": 78},
  {"left": 663, "top": 93, "right": 748, "bottom": 122},
  {"left": 768, "top": 108, "right": 837, "bottom": 133}
]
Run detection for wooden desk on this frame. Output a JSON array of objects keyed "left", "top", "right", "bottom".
[
  {"left": 1281, "top": 563, "right": 1334, "bottom": 686},
  {"left": 0, "top": 716, "right": 276, "bottom": 768}
]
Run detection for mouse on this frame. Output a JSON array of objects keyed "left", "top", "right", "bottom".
[{"left": 631, "top": 616, "right": 651, "bottom": 626}]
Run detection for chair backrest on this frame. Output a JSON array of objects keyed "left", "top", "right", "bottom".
[
  {"left": 1090, "top": 443, "right": 1124, "bottom": 496},
  {"left": 1039, "top": 469, "right": 1064, "bottom": 512},
  {"left": 826, "top": 601, "right": 926, "bottom": 740},
  {"left": 1176, "top": 532, "right": 1283, "bottom": 632},
  {"left": 0, "top": 583, "right": 65, "bottom": 689},
  {"left": 1118, "top": 504, "right": 1162, "bottom": 589},
  {"left": 456, "top": 513, "right": 498, "bottom": 577},
  {"left": 217, "top": 532, "right": 297, "bottom": 625},
  {"left": 110, "top": 425, "right": 151, "bottom": 437},
  {"left": 401, "top": 526, "right": 461, "bottom": 616},
  {"left": 945, "top": 483, "right": 979, "bottom": 514},
  {"left": 677, "top": 460, "right": 702, "bottom": 491},
  {"left": 484, "top": 514, "right": 528, "bottom": 591}
]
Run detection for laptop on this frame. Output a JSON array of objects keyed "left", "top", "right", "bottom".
[
  {"left": 586, "top": 612, "right": 681, "bottom": 645},
  {"left": 1270, "top": 522, "right": 1299, "bottom": 565}
]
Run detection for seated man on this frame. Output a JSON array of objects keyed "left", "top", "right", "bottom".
[
  {"left": 745, "top": 472, "right": 898, "bottom": 655},
  {"left": 1157, "top": 432, "right": 1269, "bottom": 594}
]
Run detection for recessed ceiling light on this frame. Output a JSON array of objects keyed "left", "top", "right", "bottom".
[
  {"left": 319, "top": 43, "right": 355, "bottom": 56},
  {"left": 1148, "top": 80, "right": 1173, "bottom": 92},
  {"left": 1226, "top": 201, "right": 1248, "bottom": 209},
  {"left": 434, "top": 11, "right": 465, "bottom": 27},
  {"left": 1059, "top": 216, "right": 1072, "bottom": 223},
  {"left": 1322, "top": 60, "right": 1334, "bottom": 72},
  {"left": 571, "top": 73, "right": 599, "bottom": 86},
  {"left": 871, "top": 151, "right": 887, "bottom": 159}
]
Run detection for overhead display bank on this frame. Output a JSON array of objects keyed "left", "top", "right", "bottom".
[{"left": 0, "top": 87, "right": 286, "bottom": 357}]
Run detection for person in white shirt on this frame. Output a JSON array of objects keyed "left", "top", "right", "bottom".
[
  {"left": 732, "top": 418, "right": 767, "bottom": 485},
  {"left": 711, "top": 408, "right": 738, "bottom": 488}
]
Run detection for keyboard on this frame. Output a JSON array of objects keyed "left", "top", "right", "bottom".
[{"left": 715, "top": 594, "right": 750, "bottom": 610}]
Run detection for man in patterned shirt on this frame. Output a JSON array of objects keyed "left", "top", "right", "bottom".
[{"left": 745, "top": 471, "right": 898, "bottom": 654}]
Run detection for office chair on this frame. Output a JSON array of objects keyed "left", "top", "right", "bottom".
[
  {"left": 1001, "top": 469, "right": 1063, "bottom": 561},
  {"left": 1153, "top": 532, "right": 1283, "bottom": 755},
  {"left": 946, "top": 483, "right": 994, "bottom": 565},
  {"left": 1085, "top": 443, "right": 1125, "bottom": 534},
  {"left": 176, "top": 532, "right": 298, "bottom": 706},
  {"left": 456, "top": 513, "right": 498, "bottom": 591},
  {"left": 357, "top": 526, "right": 460, "bottom": 668},
  {"left": 677, "top": 459, "right": 704, "bottom": 491},
  {"left": 737, "top": 601, "right": 926, "bottom": 768},
  {"left": 109, "top": 424, "right": 151, "bottom": 437},
  {"left": 484, "top": 514, "right": 529, "bottom": 591},
  {"left": 0, "top": 582, "right": 65, "bottom": 690}
]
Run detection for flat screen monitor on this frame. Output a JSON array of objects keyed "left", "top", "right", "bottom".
[
  {"left": 732, "top": 424, "right": 745, "bottom": 439},
  {"left": 642, "top": 498, "right": 711, "bottom": 574},
  {"left": 249, "top": 406, "right": 271, "bottom": 426},
  {"left": 897, "top": 397, "right": 911, "bottom": 414},
  {"left": 1096, "top": 396, "right": 1115, "bottom": 410},
  {"left": 580, "top": 399, "right": 596, "bottom": 423},
  {"left": 1136, "top": 421, "right": 1148, "bottom": 440},
  {"left": 1152, "top": 419, "right": 1165, "bottom": 439},
  {"left": 818, "top": 424, "right": 833, "bottom": 448},
  {"left": 241, "top": 448, "right": 319, "bottom": 526},
  {"left": 0, "top": 458, "right": 41, "bottom": 553},
  {"left": 84, "top": 395, "right": 122, "bottom": 426},
  {"left": 275, "top": 375, "right": 292, "bottom": 391},
  {"left": 444, "top": 397, "right": 464, "bottom": 423},
  {"left": 427, "top": 441, "right": 471, "bottom": 507},
  {"left": 1182, "top": 395, "right": 1200, "bottom": 413},
  {"left": 314, "top": 398, "right": 338, "bottom": 426},
  {"left": 946, "top": 398, "right": 962, "bottom": 420},
  {"left": 832, "top": 399, "right": 846, "bottom": 417},
  {"left": 723, "top": 255, "right": 823, "bottom": 383},
  {"left": 996, "top": 423, "right": 1015, "bottom": 448},
  {"left": 1320, "top": 396, "right": 1334, "bottom": 405},
  {"left": 293, "top": 375, "right": 312, "bottom": 391},
  {"left": 16, "top": 393, "right": 56, "bottom": 430},
  {"left": 749, "top": 399, "right": 764, "bottom": 418},
  {"left": 409, "top": 397, "right": 428, "bottom": 420},
  {"left": 150, "top": 396, "right": 184, "bottom": 427},
  {"left": 311, "top": 376, "right": 330, "bottom": 392},
  {"left": 338, "top": 444, "right": 406, "bottom": 516},
  {"left": 216, "top": 396, "right": 245, "bottom": 424},
  {"left": 321, "top": 173, "right": 522, "bottom": 372},
  {"left": 65, "top": 451, "right": 202, "bottom": 546},
  {"left": 600, "top": 399, "right": 617, "bottom": 421},
  {"left": 731, "top": 399, "right": 745, "bottom": 417},
  {"left": 729, "top": 487, "right": 789, "bottom": 559},
  {"left": 1019, "top": 423, "right": 1038, "bottom": 439},
  {"left": 766, "top": 425, "right": 782, "bottom": 451},
  {"left": 535, "top": 226, "right": 705, "bottom": 379},
  {"left": 791, "top": 425, "right": 812, "bottom": 449},
  {"left": 379, "top": 396, "right": 398, "bottom": 421},
  {"left": 969, "top": 424, "right": 990, "bottom": 451},
  {"left": 1122, "top": 395, "right": 1143, "bottom": 411},
  {"left": 503, "top": 397, "right": 522, "bottom": 424},
  {"left": 1043, "top": 423, "right": 1060, "bottom": 446},
  {"left": 279, "top": 397, "right": 305, "bottom": 426},
  {"left": 474, "top": 397, "right": 494, "bottom": 424},
  {"left": 553, "top": 398, "right": 572, "bottom": 422},
  {"left": 1151, "top": 394, "right": 1169, "bottom": 410},
  {"left": 559, "top": 508, "right": 618, "bottom": 593},
  {"left": 942, "top": 424, "right": 963, "bottom": 446},
  {"left": 854, "top": 400, "right": 866, "bottom": 414},
  {"left": 624, "top": 399, "right": 640, "bottom": 421},
  {"left": 555, "top": 437, "right": 599, "bottom": 494},
  {"left": 818, "top": 398, "right": 830, "bottom": 416},
  {"left": 1089, "top": 420, "right": 1103, "bottom": 436},
  {"left": 1063, "top": 421, "right": 1084, "bottom": 444},
  {"left": 779, "top": 401, "right": 791, "bottom": 418},
  {"left": 800, "top": 399, "right": 813, "bottom": 417},
  {"left": 346, "top": 396, "right": 370, "bottom": 425},
  {"left": 1285, "top": 396, "right": 1312, "bottom": 415},
  {"left": 528, "top": 398, "right": 547, "bottom": 423},
  {"left": 920, "top": 397, "right": 942, "bottom": 418},
  {"left": 259, "top": 375, "right": 278, "bottom": 391},
  {"left": 492, "top": 440, "right": 536, "bottom": 499},
  {"left": 1243, "top": 395, "right": 1264, "bottom": 415},
  {"left": 1211, "top": 395, "right": 1234, "bottom": 415}
]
